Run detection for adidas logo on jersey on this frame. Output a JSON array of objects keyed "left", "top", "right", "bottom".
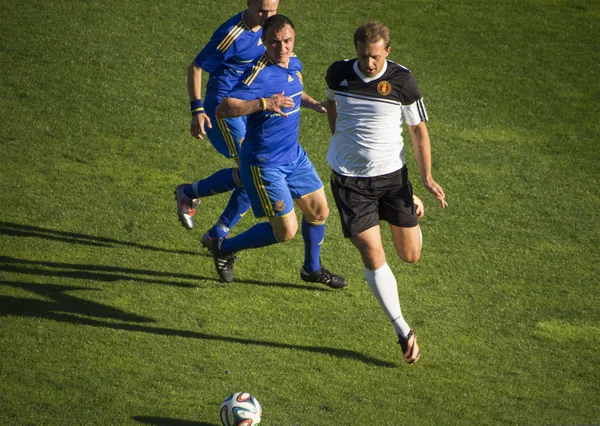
[{"left": 288, "top": 75, "right": 293, "bottom": 82}]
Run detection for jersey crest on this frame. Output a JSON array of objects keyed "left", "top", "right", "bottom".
[
  {"left": 377, "top": 81, "right": 392, "bottom": 96},
  {"left": 274, "top": 200, "right": 286, "bottom": 212}
]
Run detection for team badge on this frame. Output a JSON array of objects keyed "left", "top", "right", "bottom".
[
  {"left": 274, "top": 200, "right": 286, "bottom": 212},
  {"left": 296, "top": 71, "right": 303, "bottom": 84},
  {"left": 377, "top": 81, "right": 392, "bottom": 96}
]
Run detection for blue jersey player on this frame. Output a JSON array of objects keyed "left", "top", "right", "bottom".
[
  {"left": 212, "top": 14, "right": 347, "bottom": 289},
  {"left": 175, "top": 0, "right": 279, "bottom": 247}
]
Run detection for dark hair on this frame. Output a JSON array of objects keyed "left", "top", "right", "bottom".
[
  {"left": 353, "top": 21, "right": 391, "bottom": 49},
  {"left": 262, "top": 14, "right": 295, "bottom": 39}
]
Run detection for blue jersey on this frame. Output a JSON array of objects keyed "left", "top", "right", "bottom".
[
  {"left": 194, "top": 11, "right": 266, "bottom": 111},
  {"left": 227, "top": 54, "right": 305, "bottom": 166}
]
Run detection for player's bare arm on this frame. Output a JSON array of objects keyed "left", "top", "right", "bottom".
[
  {"left": 325, "top": 99, "right": 337, "bottom": 136},
  {"left": 408, "top": 122, "right": 448, "bottom": 208},
  {"left": 413, "top": 194, "right": 424, "bottom": 218},
  {"left": 187, "top": 62, "right": 211, "bottom": 139},
  {"left": 300, "top": 92, "right": 327, "bottom": 114},
  {"left": 216, "top": 92, "right": 293, "bottom": 119}
]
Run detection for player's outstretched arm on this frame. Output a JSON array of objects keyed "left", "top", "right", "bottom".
[
  {"left": 216, "top": 92, "right": 294, "bottom": 119},
  {"left": 301, "top": 92, "right": 327, "bottom": 114},
  {"left": 188, "top": 62, "right": 211, "bottom": 140},
  {"left": 408, "top": 122, "right": 448, "bottom": 208}
]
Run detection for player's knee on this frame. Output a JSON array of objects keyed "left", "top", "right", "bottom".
[
  {"left": 274, "top": 222, "right": 298, "bottom": 242},
  {"left": 319, "top": 205, "right": 330, "bottom": 221},
  {"left": 398, "top": 248, "right": 421, "bottom": 264},
  {"left": 358, "top": 246, "right": 386, "bottom": 270},
  {"left": 306, "top": 206, "right": 329, "bottom": 224}
]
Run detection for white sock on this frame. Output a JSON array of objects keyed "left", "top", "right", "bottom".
[{"left": 364, "top": 263, "right": 411, "bottom": 338}]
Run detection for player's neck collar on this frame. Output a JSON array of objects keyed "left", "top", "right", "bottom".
[
  {"left": 241, "top": 11, "right": 254, "bottom": 31},
  {"left": 353, "top": 59, "right": 388, "bottom": 83},
  {"left": 262, "top": 53, "right": 275, "bottom": 65},
  {"left": 262, "top": 53, "right": 293, "bottom": 69}
]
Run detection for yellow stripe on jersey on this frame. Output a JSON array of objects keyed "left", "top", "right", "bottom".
[
  {"left": 243, "top": 55, "right": 270, "bottom": 86},
  {"left": 251, "top": 165, "right": 274, "bottom": 216},
  {"left": 232, "top": 168, "right": 244, "bottom": 188},
  {"left": 217, "top": 118, "right": 238, "bottom": 157},
  {"left": 216, "top": 22, "right": 245, "bottom": 53}
]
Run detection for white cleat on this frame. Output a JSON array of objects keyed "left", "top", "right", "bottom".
[{"left": 174, "top": 184, "right": 200, "bottom": 230}]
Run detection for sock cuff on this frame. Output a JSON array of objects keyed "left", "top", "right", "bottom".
[
  {"left": 364, "top": 262, "right": 391, "bottom": 277},
  {"left": 302, "top": 216, "right": 326, "bottom": 227}
]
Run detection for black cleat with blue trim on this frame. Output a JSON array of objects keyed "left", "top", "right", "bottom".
[
  {"left": 210, "top": 238, "right": 237, "bottom": 283},
  {"left": 300, "top": 266, "right": 348, "bottom": 289}
]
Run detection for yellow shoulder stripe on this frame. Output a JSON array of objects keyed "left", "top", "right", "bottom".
[
  {"left": 243, "top": 55, "right": 269, "bottom": 87},
  {"left": 217, "top": 22, "right": 245, "bottom": 53}
]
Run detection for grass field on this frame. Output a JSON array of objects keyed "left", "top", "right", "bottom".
[{"left": 1, "top": 0, "right": 599, "bottom": 424}]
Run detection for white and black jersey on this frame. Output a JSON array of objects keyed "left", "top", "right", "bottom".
[{"left": 326, "top": 59, "right": 428, "bottom": 177}]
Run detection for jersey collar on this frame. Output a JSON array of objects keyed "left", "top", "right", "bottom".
[
  {"left": 241, "top": 11, "right": 252, "bottom": 31},
  {"left": 353, "top": 59, "right": 388, "bottom": 83},
  {"left": 261, "top": 53, "right": 275, "bottom": 64}
]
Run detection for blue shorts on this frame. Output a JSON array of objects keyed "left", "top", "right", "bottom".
[
  {"left": 205, "top": 109, "right": 247, "bottom": 159},
  {"left": 240, "top": 149, "right": 324, "bottom": 218}
]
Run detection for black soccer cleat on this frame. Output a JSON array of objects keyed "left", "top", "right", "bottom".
[
  {"left": 398, "top": 328, "right": 420, "bottom": 365},
  {"left": 210, "top": 238, "right": 237, "bottom": 283},
  {"left": 300, "top": 266, "right": 348, "bottom": 289}
]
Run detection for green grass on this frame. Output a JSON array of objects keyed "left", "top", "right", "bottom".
[{"left": 1, "top": 0, "right": 599, "bottom": 424}]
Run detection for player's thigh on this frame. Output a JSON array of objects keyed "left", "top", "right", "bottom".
[
  {"left": 378, "top": 169, "right": 419, "bottom": 230},
  {"left": 389, "top": 224, "right": 421, "bottom": 264},
  {"left": 205, "top": 114, "right": 246, "bottom": 159},
  {"left": 287, "top": 153, "right": 327, "bottom": 223},
  {"left": 350, "top": 225, "right": 387, "bottom": 270},
  {"left": 330, "top": 170, "right": 380, "bottom": 239},
  {"left": 239, "top": 163, "right": 294, "bottom": 219}
]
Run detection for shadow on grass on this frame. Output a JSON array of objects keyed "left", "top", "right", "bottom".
[
  {"left": 0, "top": 255, "right": 206, "bottom": 288},
  {"left": 0, "top": 279, "right": 396, "bottom": 368},
  {"left": 0, "top": 280, "right": 155, "bottom": 323},
  {"left": 0, "top": 221, "right": 198, "bottom": 256},
  {"left": 0, "top": 256, "right": 330, "bottom": 291},
  {"left": 132, "top": 416, "right": 216, "bottom": 426}
]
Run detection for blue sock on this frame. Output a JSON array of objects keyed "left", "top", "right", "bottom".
[
  {"left": 302, "top": 217, "right": 324, "bottom": 273},
  {"left": 184, "top": 168, "right": 241, "bottom": 198},
  {"left": 221, "top": 222, "right": 278, "bottom": 253},
  {"left": 209, "top": 187, "right": 251, "bottom": 239}
]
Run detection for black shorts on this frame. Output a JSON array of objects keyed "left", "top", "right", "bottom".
[{"left": 330, "top": 166, "right": 419, "bottom": 238}]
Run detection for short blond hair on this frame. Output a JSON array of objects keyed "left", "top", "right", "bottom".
[{"left": 354, "top": 21, "right": 391, "bottom": 49}]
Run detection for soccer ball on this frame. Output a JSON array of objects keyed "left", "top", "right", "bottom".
[{"left": 220, "top": 392, "right": 262, "bottom": 426}]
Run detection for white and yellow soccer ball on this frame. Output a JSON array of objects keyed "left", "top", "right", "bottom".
[{"left": 219, "top": 392, "right": 262, "bottom": 426}]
